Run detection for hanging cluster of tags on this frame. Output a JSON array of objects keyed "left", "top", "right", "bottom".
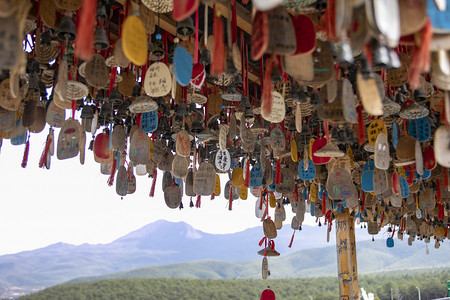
[{"left": 0, "top": 0, "right": 450, "bottom": 294}]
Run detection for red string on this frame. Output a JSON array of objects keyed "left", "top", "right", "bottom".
[{"left": 194, "top": 8, "right": 199, "bottom": 63}]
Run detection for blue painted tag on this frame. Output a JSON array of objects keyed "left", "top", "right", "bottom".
[
  {"left": 392, "top": 122, "right": 398, "bottom": 148},
  {"left": 362, "top": 161, "right": 375, "bottom": 172},
  {"left": 361, "top": 170, "right": 374, "bottom": 192},
  {"left": 417, "top": 169, "right": 431, "bottom": 180},
  {"left": 386, "top": 237, "right": 394, "bottom": 248},
  {"left": 269, "top": 169, "right": 276, "bottom": 191},
  {"left": 409, "top": 118, "right": 431, "bottom": 142},
  {"left": 427, "top": 0, "right": 450, "bottom": 33},
  {"left": 173, "top": 46, "right": 193, "bottom": 87},
  {"left": 250, "top": 161, "right": 264, "bottom": 188},
  {"left": 141, "top": 111, "right": 158, "bottom": 133},
  {"left": 400, "top": 176, "right": 409, "bottom": 198},
  {"left": 298, "top": 159, "right": 316, "bottom": 180},
  {"left": 10, "top": 120, "right": 27, "bottom": 145},
  {"left": 318, "top": 185, "right": 328, "bottom": 199}
]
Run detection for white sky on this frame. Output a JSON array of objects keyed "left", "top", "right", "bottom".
[{"left": 0, "top": 124, "right": 316, "bottom": 255}]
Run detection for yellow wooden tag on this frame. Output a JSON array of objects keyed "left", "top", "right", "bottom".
[
  {"left": 214, "top": 174, "right": 221, "bottom": 195},
  {"left": 347, "top": 146, "right": 354, "bottom": 167},
  {"left": 269, "top": 193, "right": 277, "bottom": 208},
  {"left": 239, "top": 186, "right": 248, "bottom": 200},
  {"left": 148, "top": 138, "right": 154, "bottom": 160},
  {"left": 122, "top": 15, "right": 148, "bottom": 66},
  {"left": 308, "top": 138, "right": 315, "bottom": 160},
  {"left": 367, "top": 119, "right": 387, "bottom": 147},
  {"left": 310, "top": 183, "right": 317, "bottom": 202},
  {"left": 231, "top": 167, "right": 244, "bottom": 187},
  {"left": 398, "top": 167, "right": 406, "bottom": 179},
  {"left": 291, "top": 139, "right": 298, "bottom": 162}
]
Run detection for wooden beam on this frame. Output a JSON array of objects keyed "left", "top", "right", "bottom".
[
  {"left": 349, "top": 216, "right": 360, "bottom": 300},
  {"left": 335, "top": 211, "right": 353, "bottom": 300}
]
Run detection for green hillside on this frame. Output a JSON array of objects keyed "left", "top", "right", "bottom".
[{"left": 18, "top": 270, "right": 450, "bottom": 300}]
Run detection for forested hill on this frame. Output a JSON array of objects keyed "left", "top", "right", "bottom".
[{"left": 18, "top": 270, "right": 450, "bottom": 300}]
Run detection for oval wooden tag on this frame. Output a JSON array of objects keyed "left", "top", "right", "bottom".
[
  {"left": 266, "top": 7, "right": 296, "bottom": 55},
  {"left": 122, "top": 15, "right": 148, "bottom": 66},
  {"left": 172, "top": 154, "right": 189, "bottom": 178},
  {"left": 85, "top": 54, "right": 108, "bottom": 88},
  {"left": 434, "top": 126, "right": 450, "bottom": 168},
  {"left": 129, "top": 128, "right": 150, "bottom": 165},
  {"left": 215, "top": 149, "right": 231, "bottom": 172},
  {"left": 263, "top": 218, "right": 277, "bottom": 239},
  {"left": 57, "top": 118, "right": 81, "bottom": 160},
  {"left": 367, "top": 119, "right": 387, "bottom": 147},
  {"left": 357, "top": 72, "right": 383, "bottom": 116},
  {"left": 157, "top": 148, "right": 174, "bottom": 171},
  {"left": 374, "top": 133, "right": 389, "bottom": 170},
  {"left": 239, "top": 186, "right": 248, "bottom": 200},
  {"left": 176, "top": 129, "right": 191, "bottom": 157},
  {"left": 276, "top": 168, "right": 295, "bottom": 194},
  {"left": 164, "top": 185, "right": 182, "bottom": 209},
  {"left": 116, "top": 165, "right": 128, "bottom": 196},
  {"left": 144, "top": 62, "right": 172, "bottom": 97},
  {"left": 250, "top": 161, "right": 264, "bottom": 188},
  {"left": 326, "top": 167, "right": 357, "bottom": 200},
  {"left": 173, "top": 46, "right": 193, "bottom": 87},
  {"left": 342, "top": 78, "right": 357, "bottom": 124},
  {"left": 261, "top": 91, "right": 285, "bottom": 123},
  {"left": 270, "top": 127, "right": 285, "bottom": 152},
  {"left": 232, "top": 167, "right": 244, "bottom": 187},
  {"left": 193, "top": 162, "right": 216, "bottom": 196},
  {"left": 0, "top": 79, "right": 20, "bottom": 111}
]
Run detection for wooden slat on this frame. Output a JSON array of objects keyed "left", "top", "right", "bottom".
[
  {"left": 335, "top": 211, "right": 353, "bottom": 300},
  {"left": 349, "top": 216, "right": 360, "bottom": 300}
]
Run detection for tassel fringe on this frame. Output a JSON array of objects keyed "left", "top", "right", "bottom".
[
  {"left": 149, "top": 169, "right": 157, "bottom": 197},
  {"left": 409, "top": 19, "right": 432, "bottom": 89},
  {"left": 261, "top": 56, "right": 276, "bottom": 116},
  {"left": 39, "top": 132, "right": 52, "bottom": 168},
  {"left": 74, "top": 0, "right": 98, "bottom": 60},
  {"left": 196, "top": 195, "right": 201, "bottom": 208},
  {"left": 107, "top": 158, "right": 117, "bottom": 186},
  {"left": 21, "top": 138, "right": 30, "bottom": 168},
  {"left": 211, "top": 13, "right": 225, "bottom": 75}
]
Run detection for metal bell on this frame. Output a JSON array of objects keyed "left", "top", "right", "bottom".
[
  {"left": 94, "top": 27, "right": 109, "bottom": 50},
  {"left": 40, "top": 30, "right": 52, "bottom": 47},
  {"left": 132, "top": 85, "right": 141, "bottom": 97},
  {"left": 226, "top": 56, "right": 238, "bottom": 76},
  {"left": 80, "top": 105, "right": 94, "bottom": 132},
  {"left": 99, "top": 101, "right": 112, "bottom": 118},
  {"left": 175, "top": 103, "right": 189, "bottom": 119},
  {"left": 57, "top": 16, "right": 77, "bottom": 41},
  {"left": 150, "top": 40, "right": 165, "bottom": 58},
  {"left": 244, "top": 107, "right": 254, "bottom": 122},
  {"left": 200, "top": 48, "right": 211, "bottom": 66},
  {"left": 176, "top": 17, "right": 195, "bottom": 37},
  {"left": 337, "top": 40, "right": 354, "bottom": 66},
  {"left": 95, "top": 89, "right": 105, "bottom": 103},
  {"left": 239, "top": 94, "right": 251, "bottom": 111},
  {"left": 309, "top": 90, "right": 321, "bottom": 107},
  {"left": 108, "top": 87, "right": 122, "bottom": 105},
  {"left": 287, "top": 118, "right": 296, "bottom": 132},
  {"left": 190, "top": 120, "right": 204, "bottom": 134},
  {"left": 28, "top": 73, "right": 40, "bottom": 93},
  {"left": 413, "top": 88, "right": 426, "bottom": 102},
  {"left": 116, "top": 98, "right": 131, "bottom": 120},
  {"left": 370, "top": 40, "right": 390, "bottom": 69},
  {"left": 233, "top": 74, "right": 243, "bottom": 87},
  {"left": 271, "top": 65, "right": 281, "bottom": 83},
  {"left": 97, "top": 4, "right": 108, "bottom": 21}
]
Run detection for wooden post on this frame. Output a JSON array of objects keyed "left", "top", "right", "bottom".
[{"left": 335, "top": 210, "right": 359, "bottom": 300}]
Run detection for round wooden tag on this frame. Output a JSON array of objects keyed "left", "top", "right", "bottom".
[
  {"left": 157, "top": 148, "right": 174, "bottom": 171},
  {"left": 193, "top": 162, "right": 216, "bottom": 196},
  {"left": 263, "top": 218, "right": 277, "bottom": 239},
  {"left": 251, "top": 10, "right": 269, "bottom": 61},
  {"left": 57, "top": 118, "right": 81, "bottom": 160},
  {"left": 144, "top": 62, "right": 172, "bottom": 97},
  {"left": 129, "top": 128, "right": 150, "bottom": 165},
  {"left": 122, "top": 15, "right": 148, "bottom": 66},
  {"left": 164, "top": 185, "right": 182, "bottom": 209},
  {"left": 270, "top": 127, "right": 285, "bottom": 152},
  {"left": 0, "top": 79, "right": 20, "bottom": 111},
  {"left": 281, "top": 53, "right": 314, "bottom": 82},
  {"left": 266, "top": 7, "right": 296, "bottom": 55},
  {"left": 396, "top": 135, "right": 416, "bottom": 160},
  {"left": 46, "top": 100, "right": 65, "bottom": 128}
]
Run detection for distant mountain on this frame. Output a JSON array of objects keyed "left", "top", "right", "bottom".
[
  {"left": 0, "top": 219, "right": 377, "bottom": 298},
  {"left": 66, "top": 239, "right": 450, "bottom": 284}
]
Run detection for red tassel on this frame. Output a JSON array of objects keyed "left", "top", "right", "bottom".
[
  {"left": 74, "top": 0, "right": 98, "bottom": 60},
  {"left": 438, "top": 204, "right": 444, "bottom": 221},
  {"left": 39, "top": 132, "right": 52, "bottom": 168},
  {"left": 322, "top": 189, "right": 326, "bottom": 216},
  {"left": 275, "top": 158, "right": 281, "bottom": 185},
  {"left": 409, "top": 18, "right": 432, "bottom": 89},
  {"left": 196, "top": 195, "right": 201, "bottom": 208},
  {"left": 259, "top": 194, "right": 264, "bottom": 210},
  {"left": 357, "top": 105, "right": 366, "bottom": 145},
  {"left": 436, "top": 179, "right": 442, "bottom": 203},
  {"left": 407, "top": 171, "right": 414, "bottom": 186},
  {"left": 288, "top": 231, "right": 295, "bottom": 248},
  {"left": 211, "top": 13, "right": 225, "bottom": 75},
  {"left": 210, "top": 193, "right": 215, "bottom": 200},
  {"left": 149, "top": 169, "right": 157, "bottom": 197},
  {"left": 107, "top": 158, "right": 117, "bottom": 186},
  {"left": 244, "top": 158, "right": 250, "bottom": 187},
  {"left": 228, "top": 185, "right": 233, "bottom": 210},
  {"left": 323, "top": 0, "right": 336, "bottom": 41},
  {"left": 444, "top": 168, "right": 449, "bottom": 191},
  {"left": 261, "top": 56, "right": 275, "bottom": 116},
  {"left": 21, "top": 138, "right": 30, "bottom": 168}
]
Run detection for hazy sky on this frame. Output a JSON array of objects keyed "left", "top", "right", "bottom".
[{"left": 0, "top": 124, "right": 316, "bottom": 255}]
